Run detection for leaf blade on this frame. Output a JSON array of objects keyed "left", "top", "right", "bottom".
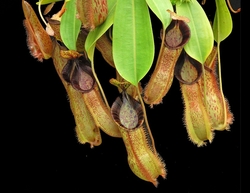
[
  {"left": 176, "top": 0, "right": 214, "bottom": 64},
  {"left": 60, "top": 0, "right": 81, "bottom": 50},
  {"left": 213, "top": 0, "right": 233, "bottom": 43},
  {"left": 85, "top": 0, "right": 117, "bottom": 59},
  {"left": 113, "top": 0, "right": 154, "bottom": 85},
  {"left": 146, "top": 0, "right": 173, "bottom": 30},
  {"left": 36, "top": 0, "right": 63, "bottom": 5}
]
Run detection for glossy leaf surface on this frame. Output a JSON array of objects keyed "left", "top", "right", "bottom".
[
  {"left": 113, "top": 0, "right": 154, "bottom": 85},
  {"left": 21, "top": 0, "right": 239, "bottom": 187},
  {"left": 36, "top": 0, "right": 63, "bottom": 5},
  {"left": 60, "top": 0, "right": 81, "bottom": 50},
  {"left": 146, "top": 0, "right": 173, "bottom": 30},
  {"left": 213, "top": 0, "right": 233, "bottom": 43},
  {"left": 176, "top": 0, "right": 214, "bottom": 64},
  {"left": 85, "top": 0, "right": 117, "bottom": 61}
]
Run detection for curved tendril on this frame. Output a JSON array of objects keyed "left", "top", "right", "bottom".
[
  {"left": 90, "top": 50, "right": 111, "bottom": 109},
  {"left": 38, "top": 0, "right": 67, "bottom": 27},
  {"left": 202, "top": 0, "right": 241, "bottom": 13},
  {"left": 38, "top": 0, "right": 49, "bottom": 27},
  {"left": 226, "top": 0, "right": 241, "bottom": 13}
]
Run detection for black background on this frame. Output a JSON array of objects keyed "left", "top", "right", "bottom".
[{"left": 3, "top": 1, "right": 241, "bottom": 192}]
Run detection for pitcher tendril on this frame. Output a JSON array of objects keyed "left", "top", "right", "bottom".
[{"left": 22, "top": 0, "right": 240, "bottom": 187}]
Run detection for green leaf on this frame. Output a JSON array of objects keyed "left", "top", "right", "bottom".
[
  {"left": 146, "top": 0, "right": 173, "bottom": 30},
  {"left": 213, "top": 0, "right": 233, "bottom": 43},
  {"left": 176, "top": 0, "right": 214, "bottom": 64},
  {"left": 113, "top": 0, "right": 154, "bottom": 86},
  {"left": 60, "top": 0, "right": 81, "bottom": 51},
  {"left": 85, "top": 0, "right": 117, "bottom": 60},
  {"left": 36, "top": 0, "right": 63, "bottom": 5}
]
